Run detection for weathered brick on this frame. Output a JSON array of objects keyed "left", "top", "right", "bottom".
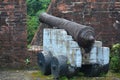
[{"left": 0, "top": 0, "right": 27, "bottom": 69}]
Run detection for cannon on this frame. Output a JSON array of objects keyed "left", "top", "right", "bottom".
[
  {"left": 39, "top": 13, "right": 95, "bottom": 53},
  {"left": 37, "top": 13, "right": 110, "bottom": 79}
]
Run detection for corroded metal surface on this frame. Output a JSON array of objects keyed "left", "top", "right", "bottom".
[{"left": 39, "top": 13, "right": 95, "bottom": 52}]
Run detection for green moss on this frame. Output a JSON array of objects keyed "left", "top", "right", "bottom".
[{"left": 31, "top": 71, "right": 53, "bottom": 80}]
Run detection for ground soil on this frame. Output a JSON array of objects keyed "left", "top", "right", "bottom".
[
  {"left": 0, "top": 70, "right": 120, "bottom": 80},
  {"left": 0, "top": 70, "right": 33, "bottom": 80}
]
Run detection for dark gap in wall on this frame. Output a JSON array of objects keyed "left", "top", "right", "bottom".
[{"left": 0, "top": 12, "right": 8, "bottom": 31}]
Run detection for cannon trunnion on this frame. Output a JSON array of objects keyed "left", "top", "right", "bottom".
[{"left": 37, "top": 13, "right": 110, "bottom": 79}]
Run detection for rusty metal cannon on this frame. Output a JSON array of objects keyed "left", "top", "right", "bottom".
[
  {"left": 37, "top": 13, "right": 110, "bottom": 79},
  {"left": 39, "top": 13, "right": 95, "bottom": 53}
]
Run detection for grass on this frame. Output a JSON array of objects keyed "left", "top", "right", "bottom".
[{"left": 30, "top": 71, "right": 120, "bottom": 80}]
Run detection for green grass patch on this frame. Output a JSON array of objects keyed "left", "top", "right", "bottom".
[{"left": 31, "top": 71, "right": 53, "bottom": 80}]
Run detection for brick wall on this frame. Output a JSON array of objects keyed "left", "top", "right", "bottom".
[
  {"left": 0, "top": 0, "right": 27, "bottom": 69},
  {"left": 32, "top": 0, "right": 120, "bottom": 47}
]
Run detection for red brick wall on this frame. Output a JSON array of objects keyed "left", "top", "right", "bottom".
[
  {"left": 0, "top": 0, "right": 27, "bottom": 68},
  {"left": 32, "top": 0, "right": 120, "bottom": 47}
]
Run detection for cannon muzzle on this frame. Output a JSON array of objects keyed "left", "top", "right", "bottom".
[{"left": 39, "top": 13, "right": 95, "bottom": 53}]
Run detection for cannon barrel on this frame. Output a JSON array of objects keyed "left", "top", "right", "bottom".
[{"left": 39, "top": 13, "right": 95, "bottom": 53}]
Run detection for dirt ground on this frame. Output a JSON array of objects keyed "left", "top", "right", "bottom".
[
  {"left": 0, "top": 70, "right": 52, "bottom": 80},
  {"left": 0, "top": 70, "right": 32, "bottom": 80},
  {"left": 0, "top": 70, "right": 120, "bottom": 80}
]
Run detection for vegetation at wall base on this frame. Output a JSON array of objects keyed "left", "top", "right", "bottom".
[{"left": 110, "top": 43, "right": 120, "bottom": 72}]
